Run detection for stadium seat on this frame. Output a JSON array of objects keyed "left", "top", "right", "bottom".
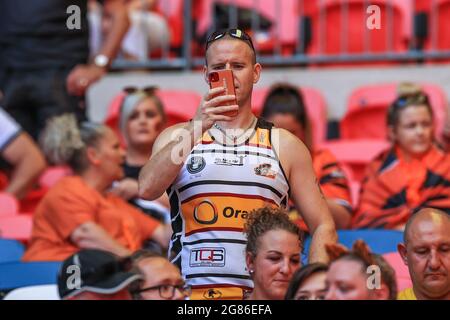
[
  {"left": 0, "top": 239, "right": 25, "bottom": 264},
  {"left": 342, "top": 82, "right": 448, "bottom": 140},
  {"left": 0, "top": 215, "right": 33, "bottom": 242},
  {"left": 156, "top": 0, "right": 184, "bottom": 51},
  {"left": 196, "top": 0, "right": 300, "bottom": 54},
  {"left": 318, "top": 139, "right": 390, "bottom": 182},
  {"left": 382, "top": 251, "right": 413, "bottom": 292},
  {"left": 414, "top": 0, "right": 450, "bottom": 52},
  {"left": 302, "top": 229, "right": 404, "bottom": 263},
  {"left": 0, "top": 192, "right": 19, "bottom": 217},
  {"left": 252, "top": 86, "right": 328, "bottom": 147},
  {"left": 0, "top": 262, "right": 62, "bottom": 291},
  {"left": 38, "top": 166, "right": 72, "bottom": 189},
  {"left": 105, "top": 89, "right": 201, "bottom": 142},
  {"left": 306, "top": 0, "right": 412, "bottom": 59},
  {"left": 0, "top": 171, "right": 8, "bottom": 190},
  {"left": 3, "top": 284, "right": 60, "bottom": 300}
]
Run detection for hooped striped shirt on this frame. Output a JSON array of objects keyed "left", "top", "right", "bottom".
[{"left": 167, "top": 118, "right": 290, "bottom": 300}]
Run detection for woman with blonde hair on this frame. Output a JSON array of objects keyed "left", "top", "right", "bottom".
[
  {"left": 23, "top": 114, "right": 171, "bottom": 261},
  {"left": 353, "top": 84, "right": 450, "bottom": 229}
]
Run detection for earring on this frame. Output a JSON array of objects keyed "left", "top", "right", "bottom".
[{"left": 249, "top": 269, "right": 254, "bottom": 275}]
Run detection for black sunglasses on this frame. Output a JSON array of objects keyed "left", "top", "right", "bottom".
[
  {"left": 122, "top": 86, "right": 158, "bottom": 95},
  {"left": 206, "top": 28, "right": 255, "bottom": 52}
]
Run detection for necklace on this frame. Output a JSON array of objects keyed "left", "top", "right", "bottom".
[{"left": 212, "top": 117, "right": 257, "bottom": 144}]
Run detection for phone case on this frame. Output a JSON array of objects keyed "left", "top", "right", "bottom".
[{"left": 209, "top": 69, "right": 238, "bottom": 117}]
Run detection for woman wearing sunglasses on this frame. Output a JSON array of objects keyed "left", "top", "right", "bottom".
[
  {"left": 107, "top": 87, "right": 170, "bottom": 225},
  {"left": 353, "top": 84, "right": 450, "bottom": 230}
]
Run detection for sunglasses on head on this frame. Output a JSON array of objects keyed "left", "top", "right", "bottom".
[
  {"left": 122, "top": 86, "right": 158, "bottom": 95},
  {"left": 392, "top": 93, "right": 429, "bottom": 109},
  {"left": 206, "top": 28, "right": 255, "bottom": 52}
]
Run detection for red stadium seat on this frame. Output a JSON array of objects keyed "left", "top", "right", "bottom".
[
  {"left": 196, "top": 0, "right": 300, "bottom": 54},
  {"left": 307, "top": 0, "right": 412, "bottom": 58},
  {"left": 105, "top": 89, "right": 201, "bottom": 142},
  {"left": 156, "top": 0, "right": 184, "bottom": 50},
  {"left": 341, "top": 82, "right": 448, "bottom": 140},
  {"left": 414, "top": 0, "right": 450, "bottom": 52},
  {"left": 0, "top": 193, "right": 19, "bottom": 217},
  {"left": 319, "top": 139, "right": 390, "bottom": 182},
  {"left": 38, "top": 166, "right": 72, "bottom": 189},
  {"left": 383, "top": 252, "right": 413, "bottom": 292},
  {"left": 252, "top": 86, "right": 328, "bottom": 147},
  {"left": 0, "top": 215, "right": 33, "bottom": 242}
]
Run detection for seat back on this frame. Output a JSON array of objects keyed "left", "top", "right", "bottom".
[
  {"left": 0, "top": 193, "right": 19, "bottom": 217},
  {"left": 342, "top": 82, "right": 448, "bottom": 140},
  {"left": 415, "top": 0, "right": 450, "bottom": 51},
  {"left": 0, "top": 215, "right": 33, "bottom": 242},
  {"left": 156, "top": 0, "right": 184, "bottom": 49},
  {"left": 196, "top": 0, "right": 299, "bottom": 53},
  {"left": 3, "top": 284, "right": 60, "bottom": 300},
  {"left": 319, "top": 139, "right": 390, "bottom": 182},
  {"left": 0, "top": 239, "right": 25, "bottom": 264},
  {"left": 0, "top": 262, "right": 62, "bottom": 291},
  {"left": 38, "top": 166, "right": 72, "bottom": 189},
  {"left": 308, "top": 0, "right": 412, "bottom": 56},
  {"left": 302, "top": 229, "right": 403, "bottom": 263},
  {"left": 382, "top": 251, "right": 413, "bottom": 292}
]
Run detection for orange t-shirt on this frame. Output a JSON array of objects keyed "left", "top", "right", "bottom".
[{"left": 22, "top": 176, "right": 160, "bottom": 261}]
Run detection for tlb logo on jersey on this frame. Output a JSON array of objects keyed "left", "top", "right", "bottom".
[
  {"left": 189, "top": 247, "right": 226, "bottom": 268},
  {"left": 254, "top": 163, "right": 277, "bottom": 179},
  {"left": 187, "top": 156, "right": 206, "bottom": 174},
  {"left": 203, "top": 289, "right": 223, "bottom": 300}
]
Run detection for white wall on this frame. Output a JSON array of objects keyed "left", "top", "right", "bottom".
[{"left": 87, "top": 63, "right": 450, "bottom": 122}]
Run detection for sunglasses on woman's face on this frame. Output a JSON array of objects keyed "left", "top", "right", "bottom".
[
  {"left": 122, "top": 86, "right": 158, "bottom": 95},
  {"left": 206, "top": 28, "right": 255, "bottom": 53}
]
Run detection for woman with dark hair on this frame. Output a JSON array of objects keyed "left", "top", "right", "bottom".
[
  {"left": 23, "top": 114, "right": 171, "bottom": 261},
  {"left": 353, "top": 85, "right": 450, "bottom": 229},
  {"left": 325, "top": 240, "right": 397, "bottom": 300},
  {"left": 284, "top": 263, "right": 328, "bottom": 300},
  {"left": 261, "top": 83, "right": 352, "bottom": 229},
  {"left": 244, "top": 207, "right": 304, "bottom": 300}
]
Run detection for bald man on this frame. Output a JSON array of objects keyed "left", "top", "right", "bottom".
[{"left": 397, "top": 208, "right": 450, "bottom": 300}]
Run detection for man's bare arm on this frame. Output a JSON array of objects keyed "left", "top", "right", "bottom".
[
  {"left": 2, "top": 133, "right": 46, "bottom": 199},
  {"left": 275, "top": 129, "right": 337, "bottom": 263},
  {"left": 139, "top": 88, "right": 239, "bottom": 200},
  {"left": 138, "top": 122, "right": 198, "bottom": 200}
]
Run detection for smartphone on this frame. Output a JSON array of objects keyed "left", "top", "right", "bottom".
[{"left": 208, "top": 69, "right": 238, "bottom": 117}]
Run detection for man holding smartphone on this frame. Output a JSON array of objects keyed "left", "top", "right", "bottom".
[{"left": 139, "top": 28, "right": 337, "bottom": 300}]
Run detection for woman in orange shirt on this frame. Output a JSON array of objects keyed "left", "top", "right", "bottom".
[
  {"left": 23, "top": 114, "right": 171, "bottom": 261},
  {"left": 261, "top": 84, "right": 352, "bottom": 229},
  {"left": 353, "top": 90, "right": 450, "bottom": 229}
]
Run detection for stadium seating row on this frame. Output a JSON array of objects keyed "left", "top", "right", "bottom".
[{"left": 159, "top": 0, "right": 450, "bottom": 60}]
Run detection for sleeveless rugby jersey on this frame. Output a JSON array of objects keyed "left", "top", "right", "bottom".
[{"left": 167, "top": 118, "right": 290, "bottom": 300}]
